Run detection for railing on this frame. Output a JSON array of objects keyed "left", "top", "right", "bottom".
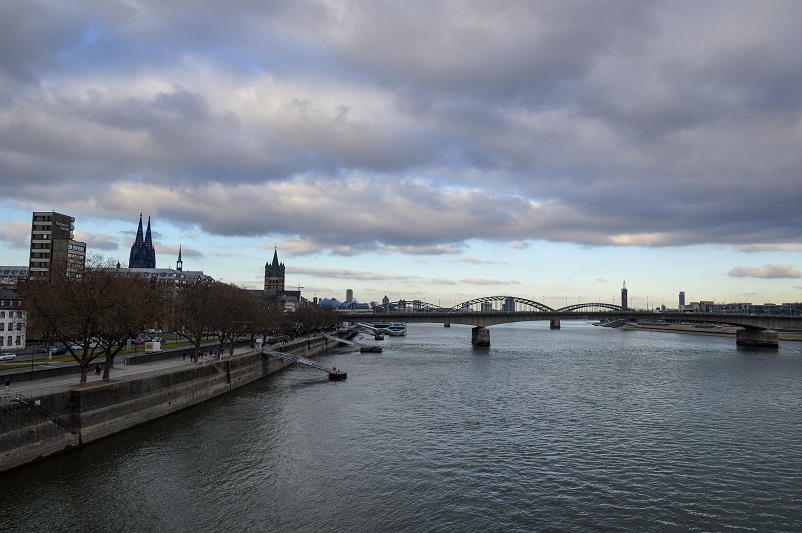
[
  {"left": 11, "top": 393, "right": 74, "bottom": 433},
  {"left": 262, "top": 348, "right": 333, "bottom": 373}
]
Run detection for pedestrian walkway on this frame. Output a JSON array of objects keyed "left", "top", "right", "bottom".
[{"left": 4, "top": 346, "right": 256, "bottom": 399}]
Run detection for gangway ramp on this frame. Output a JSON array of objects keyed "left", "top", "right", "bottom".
[
  {"left": 262, "top": 348, "right": 346, "bottom": 380},
  {"left": 324, "top": 335, "right": 382, "bottom": 353}
]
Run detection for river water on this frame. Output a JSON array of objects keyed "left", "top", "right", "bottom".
[{"left": 3, "top": 321, "right": 802, "bottom": 532}]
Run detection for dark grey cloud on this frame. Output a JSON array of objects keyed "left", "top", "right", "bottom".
[{"left": 1, "top": 0, "right": 801, "bottom": 253}]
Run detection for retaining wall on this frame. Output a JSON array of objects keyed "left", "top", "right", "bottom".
[{"left": 0, "top": 333, "right": 347, "bottom": 473}]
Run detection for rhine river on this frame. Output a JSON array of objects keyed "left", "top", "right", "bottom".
[{"left": 3, "top": 321, "right": 802, "bottom": 532}]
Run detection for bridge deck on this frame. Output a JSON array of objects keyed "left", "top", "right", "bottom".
[{"left": 343, "top": 311, "right": 802, "bottom": 331}]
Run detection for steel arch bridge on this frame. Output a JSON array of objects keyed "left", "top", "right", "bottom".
[
  {"left": 556, "top": 302, "right": 627, "bottom": 312},
  {"left": 453, "top": 296, "right": 554, "bottom": 312},
  {"left": 373, "top": 296, "right": 626, "bottom": 314}
]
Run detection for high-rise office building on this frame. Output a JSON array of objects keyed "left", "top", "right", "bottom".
[
  {"left": 679, "top": 291, "right": 686, "bottom": 310},
  {"left": 621, "top": 281, "right": 628, "bottom": 309},
  {"left": 29, "top": 211, "right": 86, "bottom": 281},
  {"left": 346, "top": 289, "right": 354, "bottom": 303}
]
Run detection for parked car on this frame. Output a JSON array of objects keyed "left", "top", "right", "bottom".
[{"left": 0, "top": 353, "right": 16, "bottom": 361}]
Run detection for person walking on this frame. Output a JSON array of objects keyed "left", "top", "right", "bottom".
[
  {"left": 95, "top": 364, "right": 101, "bottom": 376},
  {"left": 5, "top": 377, "right": 9, "bottom": 394}
]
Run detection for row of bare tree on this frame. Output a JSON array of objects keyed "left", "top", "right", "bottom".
[{"left": 18, "top": 255, "right": 341, "bottom": 383}]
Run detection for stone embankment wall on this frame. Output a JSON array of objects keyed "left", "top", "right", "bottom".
[{"left": 0, "top": 333, "right": 348, "bottom": 473}]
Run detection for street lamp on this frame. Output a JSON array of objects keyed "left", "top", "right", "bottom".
[{"left": 25, "top": 339, "right": 33, "bottom": 378}]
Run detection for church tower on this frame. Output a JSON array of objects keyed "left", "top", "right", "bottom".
[
  {"left": 176, "top": 245, "right": 183, "bottom": 272},
  {"left": 264, "top": 248, "right": 286, "bottom": 297},
  {"left": 129, "top": 214, "right": 156, "bottom": 268}
]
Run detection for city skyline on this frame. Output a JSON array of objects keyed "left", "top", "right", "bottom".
[{"left": 1, "top": 1, "right": 801, "bottom": 307}]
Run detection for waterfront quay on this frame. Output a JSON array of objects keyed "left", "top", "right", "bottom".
[{"left": 0, "top": 332, "right": 351, "bottom": 473}]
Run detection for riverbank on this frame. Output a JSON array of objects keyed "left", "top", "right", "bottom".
[
  {"left": 0, "top": 331, "right": 354, "bottom": 473},
  {"left": 618, "top": 322, "right": 802, "bottom": 341}
]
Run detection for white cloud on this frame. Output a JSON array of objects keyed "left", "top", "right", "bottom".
[
  {"left": 735, "top": 244, "right": 802, "bottom": 253},
  {"left": 728, "top": 264, "right": 802, "bottom": 279},
  {"left": 0, "top": 220, "right": 31, "bottom": 249}
]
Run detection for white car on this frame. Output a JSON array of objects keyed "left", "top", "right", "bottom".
[{"left": 0, "top": 353, "right": 16, "bottom": 361}]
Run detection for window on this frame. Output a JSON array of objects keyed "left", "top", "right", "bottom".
[
  {"left": 16, "top": 323, "right": 22, "bottom": 331},
  {"left": 15, "top": 336, "right": 21, "bottom": 345},
  {"left": 0, "top": 324, "right": 4, "bottom": 331},
  {"left": 6, "top": 336, "right": 10, "bottom": 346},
  {"left": 0, "top": 311, "right": 4, "bottom": 318}
]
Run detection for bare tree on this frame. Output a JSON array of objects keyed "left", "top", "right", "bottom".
[
  {"left": 93, "top": 268, "right": 164, "bottom": 379},
  {"left": 172, "top": 279, "right": 217, "bottom": 360},
  {"left": 18, "top": 254, "right": 160, "bottom": 383},
  {"left": 207, "top": 283, "right": 258, "bottom": 356}
]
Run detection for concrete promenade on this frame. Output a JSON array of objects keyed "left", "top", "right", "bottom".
[{"left": 3, "top": 345, "right": 256, "bottom": 400}]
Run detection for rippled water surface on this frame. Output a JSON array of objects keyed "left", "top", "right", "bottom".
[{"left": 3, "top": 322, "right": 802, "bottom": 532}]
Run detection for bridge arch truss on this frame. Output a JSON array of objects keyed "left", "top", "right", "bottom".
[
  {"left": 451, "top": 296, "right": 554, "bottom": 313},
  {"left": 555, "top": 302, "right": 626, "bottom": 313}
]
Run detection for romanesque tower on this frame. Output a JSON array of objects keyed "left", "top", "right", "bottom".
[{"left": 264, "top": 248, "right": 286, "bottom": 297}]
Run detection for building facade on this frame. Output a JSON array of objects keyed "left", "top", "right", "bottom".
[
  {"left": 29, "top": 211, "right": 86, "bottom": 281},
  {"left": 621, "top": 281, "right": 628, "bottom": 309},
  {"left": 129, "top": 214, "right": 157, "bottom": 268},
  {"left": 0, "top": 288, "right": 25, "bottom": 350}
]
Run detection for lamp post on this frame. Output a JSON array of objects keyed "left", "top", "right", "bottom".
[{"left": 25, "top": 339, "right": 33, "bottom": 378}]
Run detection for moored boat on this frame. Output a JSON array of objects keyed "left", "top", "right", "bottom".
[{"left": 388, "top": 322, "right": 407, "bottom": 336}]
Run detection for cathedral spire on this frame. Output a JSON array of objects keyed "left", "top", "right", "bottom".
[
  {"left": 129, "top": 214, "right": 156, "bottom": 268},
  {"left": 177, "top": 244, "right": 183, "bottom": 271},
  {"left": 144, "top": 216, "right": 153, "bottom": 249},
  {"left": 133, "top": 213, "right": 144, "bottom": 247}
]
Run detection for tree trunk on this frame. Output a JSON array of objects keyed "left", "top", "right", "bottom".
[{"left": 103, "top": 355, "right": 113, "bottom": 379}]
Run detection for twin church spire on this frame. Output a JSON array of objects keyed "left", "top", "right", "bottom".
[
  {"left": 127, "top": 214, "right": 185, "bottom": 271},
  {"left": 129, "top": 213, "right": 156, "bottom": 268}
]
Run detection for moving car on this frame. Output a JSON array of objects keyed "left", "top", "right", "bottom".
[{"left": 0, "top": 353, "right": 17, "bottom": 361}]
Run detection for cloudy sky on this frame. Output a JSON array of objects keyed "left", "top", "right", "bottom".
[{"left": 1, "top": 0, "right": 802, "bottom": 309}]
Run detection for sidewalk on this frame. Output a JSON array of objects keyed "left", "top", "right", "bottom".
[{"left": 4, "top": 346, "right": 256, "bottom": 399}]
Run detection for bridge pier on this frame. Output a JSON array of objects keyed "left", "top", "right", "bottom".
[
  {"left": 550, "top": 319, "right": 560, "bottom": 330},
  {"left": 736, "top": 328, "right": 778, "bottom": 347},
  {"left": 471, "top": 326, "right": 490, "bottom": 346}
]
